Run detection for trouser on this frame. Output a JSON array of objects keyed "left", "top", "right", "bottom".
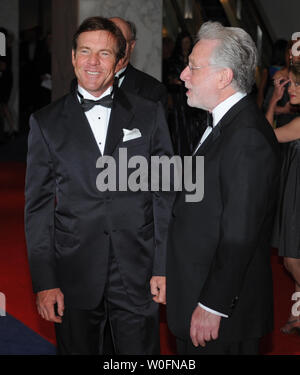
[
  {"left": 176, "top": 337, "right": 260, "bottom": 355},
  {"left": 55, "top": 251, "right": 160, "bottom": 355}
]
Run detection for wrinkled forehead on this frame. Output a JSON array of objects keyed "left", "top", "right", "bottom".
[
  {"left": 76, "top": 30, "right": 118, "bottom": 56},
  {"left": 77, "top": 30, "right": 115, "bottom": 46},
  {"left": 190, "top": 39, "right": 220, "bottom": 64}
]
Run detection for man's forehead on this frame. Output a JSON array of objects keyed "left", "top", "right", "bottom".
[
  {"left": 190, "top": 39, "right": 220, "bottom": 61},
  {"left": 77, "top": 30, "right": 116, "bottom": 46}
]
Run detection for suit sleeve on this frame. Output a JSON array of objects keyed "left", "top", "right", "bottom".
[
  {"left": 24, "top": 115, "right": 58, "bottom": 293},
  {"left": 198, "top": 127, "right": 278, "bottom": 316},
  {"left": 150, "top": 102, "right": 176, "bottom": 275}
]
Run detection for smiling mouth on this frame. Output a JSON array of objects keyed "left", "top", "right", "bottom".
[{"left": 86, "top": 71, "right": 101, "bottom": 76}]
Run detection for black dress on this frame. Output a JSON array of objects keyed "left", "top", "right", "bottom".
[{"left": 272, "top": 138, "right": 300, "bottom": 258}]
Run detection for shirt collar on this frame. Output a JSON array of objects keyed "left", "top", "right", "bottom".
[
  {"left": 77, "top": 84, "right": 113, "bottom": 100},
  {"left": 115, "top": 65, "right": 127, "bottom": 78},
  {"left": 212, "top": 92, "right": 247, "bottom": 127}
]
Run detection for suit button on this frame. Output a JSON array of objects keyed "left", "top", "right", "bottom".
[{"left": 104, "top": 230, "right": 109, "bottom": 235}]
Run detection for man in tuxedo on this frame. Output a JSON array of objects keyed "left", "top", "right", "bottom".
[
  {"left": 25, "top": 17, "right": 174, "bottom": 355},
  {"left": 109, "top": 17, "right": 168, "bottom": 111},
  {"left": 166, "top": 21, "right": 280, "bottom": 355}
]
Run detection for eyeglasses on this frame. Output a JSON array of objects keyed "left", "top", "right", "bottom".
[{"left": 186, "top": 63, "right": 216, "bottom": 72}]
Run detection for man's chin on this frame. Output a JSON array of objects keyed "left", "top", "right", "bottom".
[
  {"left": 187, "top": 98, "right": 207, "bottom": 111},
  {"left": 186, "top": 97, "right": 194, "bottom": 107},
  {"left": 80, "top": 82, "right": 112, "bottom": 97},
  {"left": 186, "top": 97, "right": 201, "bottom": 109}
]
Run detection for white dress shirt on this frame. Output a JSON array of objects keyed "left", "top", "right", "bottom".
[
  {"left": 198, "top": 91, "right": 247, "bottom": 318},
  {"left": 77, "top": 85, "right": 113, "bottom": 155},
  {"left": 193, "top": 91, "right": 247, "bottom": 155}
]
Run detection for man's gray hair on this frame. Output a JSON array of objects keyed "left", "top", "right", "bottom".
[{"left": 197, "top": 21, "right": 258, "bottom": 93}]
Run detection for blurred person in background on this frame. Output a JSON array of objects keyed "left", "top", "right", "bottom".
[
  {"left": 266, "top": 62, "right": 300, "bottom": 335},
  {"left": 257, "top": 39, "right": 288, "bottom": 110},
  {"left": 167, "top": 31, "right": 206, "bottom": 155}
]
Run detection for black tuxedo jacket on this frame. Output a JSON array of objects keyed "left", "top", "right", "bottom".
[
  {"left": 121, "top": 63, "right": 168, "bottom": 112},
  {"left": 166, "top": 95, "right": 280, "bottom": 342},
  {"left": 25, "top": 86, "right": 174, "bottom": 309}
]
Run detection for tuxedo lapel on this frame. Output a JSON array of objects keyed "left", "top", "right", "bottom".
[
  {"left": 63, "top": 88, "right": 135, "bottom": 159},
  {"left": 194, "top": 95, "right": 251, "bottom": 156},
  {"left": 120, "top": 64, "right": 138, "bottom": 94},
  {"left": 214, "top": 94, "right": 251, "bottom": 131},
  {"left": 104, "top": 88, "right": 134, "bottom": 156},
  {"left": 63, "top": 91, "right": 102, "bottom": 163},
  {"left": 194, "top": 123, "right": 222, "bottom": 155}
]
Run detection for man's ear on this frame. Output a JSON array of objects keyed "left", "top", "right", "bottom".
[
  {"left": 129, "top": 40, "right": 136, "bottom": 54},
  {"left": 71, "top": 49, "right": 76, "bottom": 67},
  {"left": 218, "top": 68, "right": 233, "bottom": 89}
]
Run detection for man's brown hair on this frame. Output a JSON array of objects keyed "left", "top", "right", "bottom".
[{"left": 72, "top": 16, "right": 126, "bottom": 63}]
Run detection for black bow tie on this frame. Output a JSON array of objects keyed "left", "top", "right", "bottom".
[
  {"left": 78, "top": 68, "right": 128, "bottom": 112},
  {"left": 78, "top": 90, "right": 113, "bottom": 112},
  {"left": 207, "top": 112, "right": 213, "bottom": 128}
]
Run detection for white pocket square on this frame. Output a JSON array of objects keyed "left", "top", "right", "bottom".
[{"left": 122, "top": 128, "right": 142, "bottom": 142}]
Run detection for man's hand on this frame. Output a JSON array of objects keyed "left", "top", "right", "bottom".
[
  {"left": 36, "top": 288, "right": 64, "bottom": 323},
  {"left": 150, "top": 276, "right": 166, "bottom": 304},
  {"left": 190, "top": 305, "right": 221, "bottom": 347}
]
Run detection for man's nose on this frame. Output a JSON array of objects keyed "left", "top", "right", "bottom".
[
  {"left": 87, "top": 53, "right": 100, "bottom": 65},
  {"left": 180, "top": 65, "right": 189, "bottom": 82}
]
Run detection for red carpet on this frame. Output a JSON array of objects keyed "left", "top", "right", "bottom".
[
  {"left": 1, "top": 161, "right": 300, "bottom": 354},
  {"left": 260, "top": 252, "right": 300, "bottom": 355},
  {"left": 0, "top": 162, "right": 56, "bottom": 346}
]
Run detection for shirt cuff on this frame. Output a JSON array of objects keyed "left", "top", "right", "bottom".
[{"left": 198, "top": 302, "right": 229, "bottom": 318}]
